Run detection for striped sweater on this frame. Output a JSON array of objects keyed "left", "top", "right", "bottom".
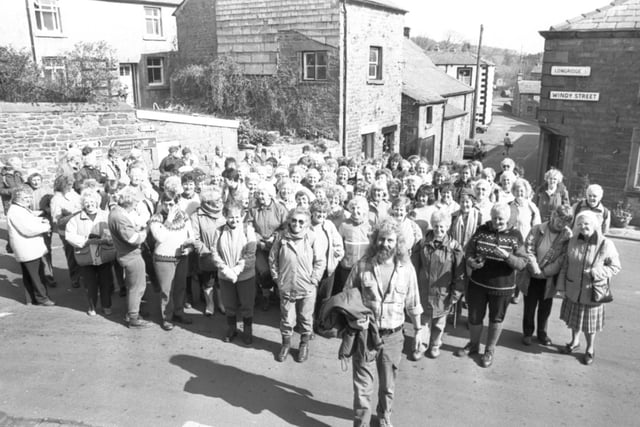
[{"left": 465, "top": 223, "right": 528, "bottom": 295}]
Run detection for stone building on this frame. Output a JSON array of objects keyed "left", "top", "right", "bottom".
[
  {"left": 400, "top": 38, "right": 474, "bottom": 164},
  {"left": 428, "top": 51, "right": 495, "bottom": 126},
  {"left": 174, "top": 0, "right": 406, "bottom": 158},
  {"left": 512, "top": 79, "right": 540, "bottom": 120},
  {"left": 538, "top": 0, "right": 640, "bottom": 222},
  {"left": 2, "top": 0, "right": 181, "bottom": 108}
]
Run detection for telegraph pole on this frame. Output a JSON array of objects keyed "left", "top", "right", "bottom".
[{"left": 469, "top": 24, "right": 483, "bottom": 139}]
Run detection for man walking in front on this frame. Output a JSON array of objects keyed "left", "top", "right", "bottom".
[{"left": 343, "top": 218, "right": 423, "bottom": 427}]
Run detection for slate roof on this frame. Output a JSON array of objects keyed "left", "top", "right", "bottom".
[
  {"left": 517, "top": 80, "right": 541, "bottom": 94},
  {"left": 109, "top": 0, "right": 181, "bottom": 6},
  {"left": 403, "top": 39, "right": 474, "bottom": 102},
  {"left": 428, "top": 51, "right": 495, "bottom": 66},
  {"left": 443, "top": 103, "right": 467, "bottom": 120},
  {"left": 547, "top": 0, "right": 640, "bottom": 32},
  {"left": 349, "top": 0, "right": 408, "bottom": 13}
]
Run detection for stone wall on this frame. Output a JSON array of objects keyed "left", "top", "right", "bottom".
[
  {"left": 400, "top": 96, "right": 444, "bottom": 164},
  {"left": 0, "top": 102, "right": 238, "bottom": 185},
  {"left": 175, "top": 0, "right": 218, "bottom": 65},
  {"left": 538, "top": 35, "right": 640, "bottom": 223},
  {"left": 342, "top": 2, "right": 404, "bottom": 157}
]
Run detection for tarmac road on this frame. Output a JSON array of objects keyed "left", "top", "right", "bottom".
[{"left": 1, "top": 226, "right": 640, "bottom": 427}]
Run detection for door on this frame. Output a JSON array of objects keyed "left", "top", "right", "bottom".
[
  {"left": 546, "top": 133, "right": 565, "bottom": 171},
  {"left": 118, "top": 64, "right": 137, "bottom": 107}
]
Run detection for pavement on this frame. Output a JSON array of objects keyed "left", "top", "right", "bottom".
[{"left": 1, "top": 220, "right": 640, "bottom": 426}]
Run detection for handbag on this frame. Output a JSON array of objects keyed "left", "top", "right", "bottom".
[
  {"left": 592, "top": 281, "right": 613, "bottom": 303},
  {"left": 590, "top": 241, "right": 613, "bottom": 304},
  {"left": 74, "top": 243, "right": 116, "bottom": 266}
]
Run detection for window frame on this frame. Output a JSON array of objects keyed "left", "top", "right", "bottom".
[
  {"left": 302, "top": 51, "right": 328, "bottom": 81},
  {"left": 42, "top": 56, "right": 66, "bottom": 82},
  {"left": 368, "top": 46, "right": 382, "bottom": 81},
  {"left": 33, "top": 0, "right": 63, "bottom": 35},
  {"left": 426, "top": 106, "right": 433, "bottom": 125},
  {"left": 362, "top": 132, "right": 375, "bottom": 159},
  {"left": 457, "top": 67, "right": 473, "bottom": 86},
  {"left": 146, "top": 57, "right": 164, "bottom": 86},
  {"left": 144, "top": 6, "right": 164, "bottom": 38},
  {"left": 626, "top": 128, "right": 640, "bottom": 192}
]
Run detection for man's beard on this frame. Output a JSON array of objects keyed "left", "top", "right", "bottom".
[{"left": 375, "top": 245, "right": 396, "bottom": 263}]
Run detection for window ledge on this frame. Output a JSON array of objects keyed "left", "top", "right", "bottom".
[
  {"left": 143, "top": 35, "right": 166, "bottom": 41},
  {"left": 299, "top": 79, "right": 331, "bottom": 85},
  {"left": 35, "top": 32, "right": 66, "bottom": 39},
  {"left": 367, "top": 80, "right": 384, "bottom": 85},
  {"left": 147, "top": 84, "right": 169, "bottom": 90}
]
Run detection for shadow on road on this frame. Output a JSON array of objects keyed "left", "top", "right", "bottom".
[{"left": 170, "top": 354, "right": 352, "bottom": 427}]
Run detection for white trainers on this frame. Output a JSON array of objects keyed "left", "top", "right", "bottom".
[{"left": 87, "top": 309, "right": 97, "bottom": 317}]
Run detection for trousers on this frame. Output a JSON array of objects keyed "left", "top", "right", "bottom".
[
  {"left": 20, "top": 258, "right": 49, "bottom": 304},
  {"left": 220, "top": 277, "right": 256, "bottom": 318},
  {"left": 523, "top": 278, "right": 553, "bottom": 338},
  {"left": 153, "top": 256, "right": 188, "bottom": 321},
  {"left": 279, "top": 289, "right": 316, "bottom": 336},
  {"left": 79, "top": 263, "right": 113, "bottom": 311},
  {"left": 353, "top": 329, "right": 404, "bottom": 426},
  {"left": 118, "top": 250, "right": 147, "bottom": 318}
]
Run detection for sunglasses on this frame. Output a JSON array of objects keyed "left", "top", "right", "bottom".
[{"left": 290, "top": 218, "right": 306, "bottom": 224}]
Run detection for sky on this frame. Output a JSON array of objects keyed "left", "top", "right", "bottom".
[{"left": 394, "top": 0, "right": 612, "bottom": 53}]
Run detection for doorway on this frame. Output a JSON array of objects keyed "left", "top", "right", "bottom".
[{"left": 118, "top": 64, "right": 138, "bottom": 107}]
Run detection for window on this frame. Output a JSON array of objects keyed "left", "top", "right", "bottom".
[
  {"left": 42, "top": 57, "right": 65, "bottom": 81},
  {"left": 457, "top": 67, "right": 472, "bottom": 86},
  {"left": 426, "top": 106, "right": 433, "bottom": 125},
  {"left": 362, "top": 133, "right": 375, "bottom": 159},
  {"left": 368, "top": 47, "right": 382, "bottom": 80},
  {"left": 146, "top": 57, "right": 164, "bottom": 85},
  {"left": 144, "top": 7, "right": 163, "bottom": 37},
  {"left": 34, "top": 0, "right": 62, "bottom": 34},
  {"left": 302, "top": 51, "right": 328, "bottom": 81}
]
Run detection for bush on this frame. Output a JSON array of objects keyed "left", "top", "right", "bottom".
[
  {"left": 170, "top": 55, "right": 338, "bottom": 140},
  {"left": 0, "top": 42, "right": 120, "bottom": 102}
]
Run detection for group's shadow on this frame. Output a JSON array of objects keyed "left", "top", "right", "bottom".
[{"left": 170, "top": 354, "right": 352, "bottom": 427}]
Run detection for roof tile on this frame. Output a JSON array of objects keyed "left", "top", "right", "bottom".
[{"left": 548, "top": 0, "right": 640, "bottom": 32}]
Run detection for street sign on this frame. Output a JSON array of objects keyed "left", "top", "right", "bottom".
[
  {"left": 549, "top": 91, "right": 599, "bottom": 102},
  {"left": 551, "top": 66, "right": 591, "bottom": 76}
]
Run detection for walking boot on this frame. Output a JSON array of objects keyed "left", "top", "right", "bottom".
[
  {"left": 223, "top": 316, "right": 237, "bottom": 343},
  {"left": 481, "top": 322, "right": 503, "bottom": 368},
  {"left": 277, "top": 336, "right": 291, "bottom": 362},
  {"left": 243, "top": 317, "right": 253, "bottom": 345},
  {"left": 203, "top": 287, "right": 214, "bottom": 317},
  {"left": 297, "top": 334, "right": 310, "bottom": 363},
  {"left": 455, "top": 323, "right": 482, "bottom": 357}
]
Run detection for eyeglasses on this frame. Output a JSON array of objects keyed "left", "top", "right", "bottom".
[
  {"left": 290, "top": 219, "right": 306, "bottom": 224},
  {"left": 164, "top": 201, "right": 176, "bottom": 206}
]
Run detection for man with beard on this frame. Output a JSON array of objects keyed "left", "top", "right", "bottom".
[{"left": 343, "top": 218, "right": 423, "bottom": 427}]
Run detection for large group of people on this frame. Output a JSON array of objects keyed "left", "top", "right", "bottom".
[{"left": 1, "top": 142, "right": 622, "bottom": 427}]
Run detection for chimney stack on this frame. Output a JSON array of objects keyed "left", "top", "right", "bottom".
[{"left": 404, "top": 27, "right": 411, "bottom": 38}]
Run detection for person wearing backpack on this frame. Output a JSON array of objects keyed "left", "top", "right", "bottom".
[{"left": 571, "top": 184, "right": 610, "bottom": 234}]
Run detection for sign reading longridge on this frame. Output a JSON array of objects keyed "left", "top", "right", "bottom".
[
  {"left": 551, "top": 66, "right": 591, "bottom": 76},
  {"left": 549, "top": 91, "right": 600, "bottom": 102}
]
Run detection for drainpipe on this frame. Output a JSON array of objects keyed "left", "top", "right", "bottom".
[
  {"left": 341, "top": 0, "right": 348, "bottom": 156},
  {"left": 24, "top": 0, "right": 37, "bottom": 62},
  {"left": 470, "top": 24, "right": 483, "bottom": 139},
  {"left": 438, "top": 102, "right": 445, "bottom": 165}
]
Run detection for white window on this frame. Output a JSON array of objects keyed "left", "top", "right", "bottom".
[
  {"left": 368, "top": 47, "right": 382, "bottom": 80},
  {"left": 457, "top": 67, "right": 472, "bottom": 86},
  {"left": 34, "top": 0, "right": 62, "bottom": 34},
  {"left": 302, "top": 51, "right": 328, "bottom": 81},
  {"left": 42, "top": 56, "right": 65, "bottom": 81},
  {"left": 146, "top": 57, "right": 164, "bottom": 85},
  {"left": 144, "top": 7, "right": 163, "bottom": 37}
]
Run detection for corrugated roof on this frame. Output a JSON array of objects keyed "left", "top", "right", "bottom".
[
  {"left": 403, "top": 39, "right": 474, "bottom": 100},
  {"left": 517, "top": 80, "right": 541, "bottom": 94},
  {"left": 547, "top": 0, "right": 640, "bottom": 32},
  {"left": 443, "top": 103, "right": 467, "bottom": 119},
  {"left": 427, "top": 50, "right": 495, "bottom": 66}
]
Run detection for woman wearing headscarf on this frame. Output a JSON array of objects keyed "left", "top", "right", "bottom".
[{"left": 556, "top": 210, "right": 621, "bottom": 365}]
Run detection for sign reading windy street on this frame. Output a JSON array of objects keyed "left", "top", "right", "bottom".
[{"left": 549, "top": 91, "right": 599, "bottom": 102}]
